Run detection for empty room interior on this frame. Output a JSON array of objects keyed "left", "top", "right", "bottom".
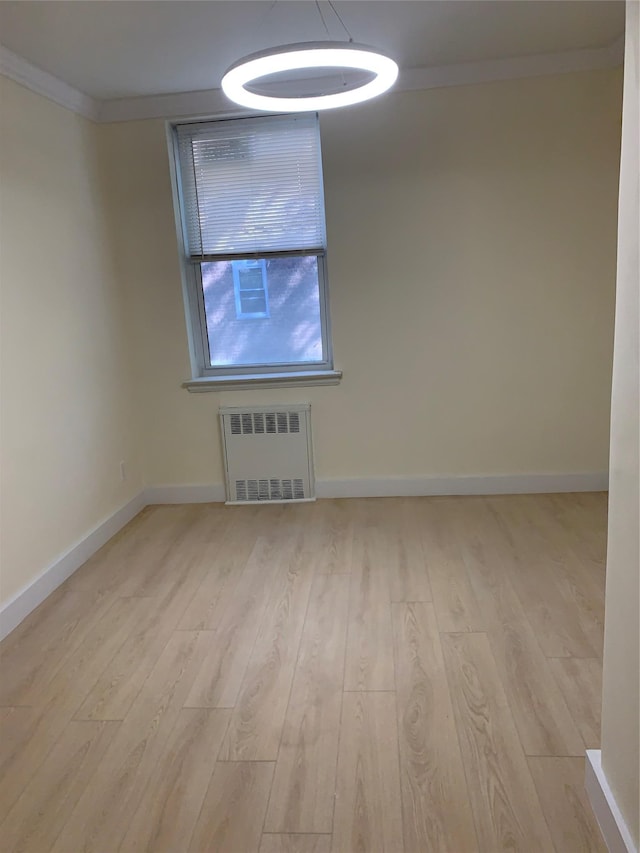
[{"left": 0, "top": 1, "right": 638, "bottom": 851}]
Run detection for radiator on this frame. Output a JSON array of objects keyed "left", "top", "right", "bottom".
[{"left": 219, "top": 404, "right": 315, "bottom": 504}]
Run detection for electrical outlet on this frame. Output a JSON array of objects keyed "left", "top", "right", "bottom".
[{"left": 119, "top": 461, "right": 126, "bottom": 481}]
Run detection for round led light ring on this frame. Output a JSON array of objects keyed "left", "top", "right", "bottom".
[{"left": 221, "top": 42, "right": 399, "bottom": 111}]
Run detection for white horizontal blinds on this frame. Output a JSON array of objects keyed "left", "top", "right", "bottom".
[{"left": 176, "top": 114, "right": 326, "bottom": 258}]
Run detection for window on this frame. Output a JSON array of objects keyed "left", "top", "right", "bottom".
[
  {"left": 232, "top": 259, "right": 269, "bottom": 319},
  {"left": 171, "top": 113, "right": 337, "bottom": 384}
]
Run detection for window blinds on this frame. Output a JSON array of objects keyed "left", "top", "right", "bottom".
[{"left": 176, "top": 114, "right": 326, "bottom": 258}]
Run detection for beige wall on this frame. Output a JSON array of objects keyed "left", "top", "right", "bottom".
[
  {"left": 0, "top": 66, "right": 623, "bottom": 611},
  {"left": 600, "top": 1, "right": 640, "bottom": 844},
  {"left": 0, "top": 77, "right": 143, "bottom": 606},
  {"left": 100, "top": 69, "right": 622, "bottom": 489}
]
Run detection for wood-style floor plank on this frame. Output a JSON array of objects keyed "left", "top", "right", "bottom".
[
  {"left": 344, "top": 524, "right": 395, "bottom": 691},
  {"left": 544, "top": 493, "right": 608, "bottom": 567},
  {"left": 177, "top": 507, "right": 261, "bottom": 630},
  {"left": 219, "top": 522, "right": 317, "bottom": 760},
  {"left": 260, "top": 834, "right": 332, "bottom": 853},
  {"left": 392, "top": 602, "right": 478, "bottom": 852},
  {"left": 0, "top": 597, "right": 148, "bottom": 819},
  {"left": 51, "top": 631, "right": 212, "bottom": 852},
  {"left": 188, "top": 761, "right": 275, "bottom": 853},
  {"left": 184, "top": 535, "right": 287, "bottom": 708},
  {"left": 528, "top": 756, "right": 607, "bottom": 852},
  {"left": 332, "top": 691, "right": 404, "bottom": 853},
  {"left": 87, "top": 506, "right": 211, "bottom": 600},
  {"left": 549, "top": 657, "right": 603, "bottom": 749},
  {"left": 416, "top": 499, "right": 485, "bottom": 633},
  {"left": 452, "top": 499, "right": 585, "bottom": 756},
  {"left": 56, "top": 511, "right": 155, "bottom": 596},
  {"left": 0, "top": 707, "right": 39, "bottom": 788},
  {"left": 265, "top": 574, "right": 349, "bottom": 834},
  {"left": 441, "top": 632, "right": 554, "bottom": 852},
  {"left": 0, "top": 584, "right": 120, "bottom": 707},
  {"left": 379, "top": 499, "right": 433, "bottom": 603},
  {"left": 0, "top": 720, "right": 118, "bottom": 853},
  {"left": 521, "top": 495, "right": 606, "bottom": 658},
  {"left": 315, "top": 499, "right": 355, "bottom": 574},
  {"left": 75, "top": 544, "right": 217, "bottom": 721},
  {"left": 120, "top": 708, "right": 231, "bottom": 852},
  {"left": 488, "top": 496, "right": 599, "bottom": 658}
]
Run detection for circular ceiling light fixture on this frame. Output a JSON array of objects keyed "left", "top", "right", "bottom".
[{"left": 221, "top": 42, "right": 399, "bottom": 112}]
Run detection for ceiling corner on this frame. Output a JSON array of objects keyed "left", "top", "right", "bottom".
[{"left": 0, "top": 43, "right": 100, "bottom": 121}]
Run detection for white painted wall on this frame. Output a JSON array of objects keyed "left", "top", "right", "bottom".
[
  {"left": 0, "top": 77, "right": 143, "bottom": 607},
  {"left": 600, "top": 1, "right": 640, "bottom": 845},
  {"left": 99, "top": 69, "right": 622, "bottom": 490}
]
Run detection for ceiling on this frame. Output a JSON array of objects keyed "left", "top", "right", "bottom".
[{"left": 0, "top": 1, "right": 625, "bottom": 101}]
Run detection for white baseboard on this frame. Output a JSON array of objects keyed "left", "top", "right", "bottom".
[
  {"left": 586, "top": 750, "right": 638, "bottom": 853},
  {"left": 315, "top": 471, "right": 608, "bottom": 498},
  {"left": 142, "top": 473, "right": 607, "bottom": 504},
  {"left": 144, "top": 484, "right": 226, "bottom": 504},
  {"left": 0, "top": 492, "right": 146, "bottom": 641}
]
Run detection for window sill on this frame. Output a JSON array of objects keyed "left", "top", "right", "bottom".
[{"left": 182, "top": 369, "right": 342, "bottom": 392}]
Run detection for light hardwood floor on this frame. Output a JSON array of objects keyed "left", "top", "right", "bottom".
[{"left": 0, "top": 494, "right": 607, "bottom": 852}]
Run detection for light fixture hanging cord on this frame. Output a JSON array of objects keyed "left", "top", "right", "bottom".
[
  {"left": 254, "top": 0, "right": 280, "bottom": 33},
  {"left": 314, "top": 0, "right": 331, "bottom": 38},
  {"left": 327, "top": 0, "right": 353, "bottom": 41}
]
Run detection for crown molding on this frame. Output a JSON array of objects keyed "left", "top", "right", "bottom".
[
  {"left": 95, "top": 35, "right": 627, "bottom": 123},
  {"left": 400, "top": 37, "right": 625, "bottom": 94},
  {"left": 1, "top": 34, "right": 624, "bottom": 125},
  {"left": 97, "top": 87, "right": 233, "bottom": 123},
  {"left": 0, "top": 45, "right": 99, "bottom": 120}
]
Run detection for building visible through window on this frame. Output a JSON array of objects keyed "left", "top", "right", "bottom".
[{"left": 232, "top": 259, "right": 269, "bottom": 319}]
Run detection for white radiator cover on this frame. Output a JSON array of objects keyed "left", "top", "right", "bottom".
[{"left": 219, "top": 404, "right": 315, "bottom": 504}]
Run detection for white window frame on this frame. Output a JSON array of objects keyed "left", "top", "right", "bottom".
[{"left": 167, "top": 114, "right": 340, "bottom": 389}]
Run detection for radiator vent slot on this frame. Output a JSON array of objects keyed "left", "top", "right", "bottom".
[
  {"left": 220, "top": 404, "right": 314, "bottom": 504},
  {"left": 228, "top": 410, "right": 301, "bottom": 436},
  {"left": 234, "top": 478, "right": 305, "bottom": 502}
]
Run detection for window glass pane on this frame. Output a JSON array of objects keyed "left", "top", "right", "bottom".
[
  {"left": 241, "top": 294, "right": 267, "bottom": 314},
  {"left": 202, "top": 256, "right": 324, "bottom": 367},
  {"left": 238, "top": 267, "right": 264, "bottom": 291}
]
